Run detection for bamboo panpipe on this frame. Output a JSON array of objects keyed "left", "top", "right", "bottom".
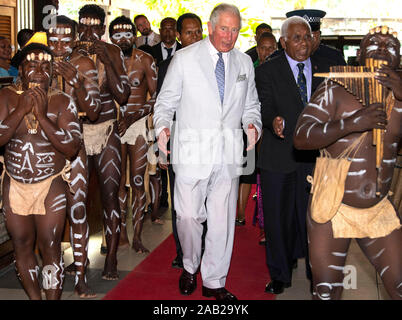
[
  {"left": 16, "top": 82, "right": 40, "bottom": 94},
  {"left": 314, "top": 59, "right": 392, "bottom": 196},
  {"left": 53, "top": 56, "right": 65, "bottom": 91},
  {"left": 76, "top": 41, "right": 96, "bottom": 64}
]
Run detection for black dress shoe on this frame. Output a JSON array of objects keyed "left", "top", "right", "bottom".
[
  {"left": 202, "top": 286, "right": 237, "bottom": 300},
  {"left": 171, "top": 256, "right": 183, "bottom": 269},
  {"left": 264, "top": 280, "right": 291, "bottom": 294},
  {"left": 179, "top": 269, "right": 197, "bottom": 295}
]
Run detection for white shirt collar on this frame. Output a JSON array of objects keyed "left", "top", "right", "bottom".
[
  {"left": 284, "top": 52, "right": 312, "bottom": 100},
  {"left": 161, "top": 41, "right": 177, "bottom": 50},
  {"left": 207, "top": 37, "right": 229, "bottom": 71},
  {"left": 161, "top": 41, "right": 177, "bottom": 60}
]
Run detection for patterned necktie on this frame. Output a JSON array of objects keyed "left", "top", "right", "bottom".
[
  {"left": 215, "top": 52, "right": 225, "bottom": 104},
  {"left": 297, "top": 62, "right": 308, "bottom": 106},
  {"left": 165, "top": 47, "right": 173, "bottom": 59}
]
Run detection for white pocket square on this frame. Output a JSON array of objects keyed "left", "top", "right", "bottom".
[{"left": 237, "top": 74, "right": 246, "bottom": 82}]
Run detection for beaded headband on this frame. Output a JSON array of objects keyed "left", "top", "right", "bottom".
[
  {"left": 48, "top": 27, "right": 72, "bottom": 35},
  {"left": 113, "top": 24, "right": 133, "bottom": 30},
  {"left": 80, "top": 17, "right": 102, "bottom": 26},
  {"left": 26, "top": 52, "right": 52, "bottom": 62},
  {"left": 369, "top": 26, "right": 398, "bottom": 38}
]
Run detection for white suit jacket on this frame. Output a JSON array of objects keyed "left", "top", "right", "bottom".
[{"left": 153, "top": 37, "right": 262, "bottom": 179}]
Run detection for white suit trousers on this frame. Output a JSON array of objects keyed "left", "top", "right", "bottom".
[{"left": 174, "top": 165, "right": 239, "bottom": 289}]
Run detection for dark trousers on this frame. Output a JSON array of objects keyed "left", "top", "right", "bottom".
[
  {"left": 260, "top": 163, "right": 313, "bottom": 284},
  {"left": 168, "top": 164, "right": 182, "bottom": 260},
  {"left": 160, "top": 168, "right": 169, "bottom": 206}
]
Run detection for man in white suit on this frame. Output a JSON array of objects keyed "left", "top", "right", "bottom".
[{"left": 154, "top": 3, "right": 261, "bottom": 300}]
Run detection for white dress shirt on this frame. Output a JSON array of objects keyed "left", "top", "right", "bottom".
[
  {"left": 285, "top": 52, "right": 312, "bottom": 101},
  {"left": 161, "top": 41, "right": 178, "bottom": 60},
  {"left": 207, "top": 37, "right": 229, "bottom": 74}
]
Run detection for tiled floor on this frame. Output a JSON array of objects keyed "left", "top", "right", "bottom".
[
  {"left": 0, "top": 207, "right": 173, "bottom": 300},
  {"left": 0, "top": 206, "right": 391, "bottom": 300}
]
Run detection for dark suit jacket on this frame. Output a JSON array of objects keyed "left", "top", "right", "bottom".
[
  {"left": 269, "top": 44, "right": 346, "bottom": 67},
  {"left": 245, "top": 46, "right": 258, "bottom": 63},
  {"left": 156, "top": 56, "right": 173, "bottom": 96},
  {"left": 255, "top": 51, "right": 332, "bottom": 173},
  {"left": 314, "top": 43, "right": 346, "bottom": 66},
  {"left": 151, "top": 41, "right": 182, "bottom": 67}
]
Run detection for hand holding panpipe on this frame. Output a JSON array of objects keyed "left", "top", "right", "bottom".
[
  {"left": 75, "top": 41, "right": 97, "bottom": 63},
  {"left": 314, "top": 58, "right": 394, "bottom": 196}
]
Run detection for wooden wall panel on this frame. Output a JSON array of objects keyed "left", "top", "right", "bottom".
[{"left": 0, "top": 6, "right": 16, "bottom": 54}]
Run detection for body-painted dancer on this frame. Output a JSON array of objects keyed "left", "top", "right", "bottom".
[
  {"left": 76, "top": 4, "right": 130, "bottom": 280},
  {"left": 0, "top": 35, "right": 81, "bottom": 299},
  {"left": 109, "top": 16, "right": 157, "bottom": 253},
  {"left": 294, "top": 26, "right": 402, "bottom": 300},
  {"left": 47, "top": 15, "right": 100, "bottom": 298}
]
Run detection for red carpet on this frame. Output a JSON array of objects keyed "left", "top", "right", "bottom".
[{"left": 103, "top": 185, "right": 274, "bottom": 300}]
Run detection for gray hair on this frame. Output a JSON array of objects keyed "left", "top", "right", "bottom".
[
  {"left": 209, "top": 3, "right": 242, "bottom": 29},
  {"left": 280, "top": 16, "right": 311, "bottom": 39}
]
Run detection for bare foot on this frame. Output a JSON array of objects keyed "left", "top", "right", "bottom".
[
  {"left": 101, "top": 271, "right": 119, "bottom": 281},
  {"left": 119, "top": 225, "right": 130, "bottom": 248},
  {"left": 102, "top": 255, "right": 119, "bottom": 280},
  {"left": 74, "top": 280, "right": 97, "bottom": 299},
  {"left": 151, "top": 218, "right": 164, "bottom": 225},
  {"left": 118, "top": 236, "right": 130, "bottom": 249},
  {"left": 65, "top": 260, "right": 90, "bottom": 275},
  {"left": 132, "top": 239, "right": 150, "bottom": 254}
]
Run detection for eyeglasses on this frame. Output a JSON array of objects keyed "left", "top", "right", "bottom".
[
  {"left": 112, "top": 32, "right": 134, "bottom": 40},
  {"left": 288, "top": 34, "right": 312, "bottom": 44}
]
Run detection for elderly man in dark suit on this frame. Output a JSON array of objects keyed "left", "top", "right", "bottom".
[
  {"left": 255, "top": 16, "right": 331, "bottom": 295},
  {"left": 286, "top": 9, "right": 346, "bottom": 66}
]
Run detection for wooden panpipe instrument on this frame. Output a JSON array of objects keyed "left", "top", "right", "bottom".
[
  {"left": 76, "top": 41, "right": 96, "bottom": 63},
  {"left": 16, "top": 82, "right": 41, "bottom": 94},
  {"left": 315, "top": 58, "right": 394, "bottom": 196},
  {"left": 53, "top": 56, "right": 65, "bottom": 91}
]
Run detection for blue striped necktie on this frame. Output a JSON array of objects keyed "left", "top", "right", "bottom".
[
  {"left": 215, "top": 52, "right": 225, "bottom": 104},
  {"left": 297, "top": 62, "right": 308, "bottom": 106}
]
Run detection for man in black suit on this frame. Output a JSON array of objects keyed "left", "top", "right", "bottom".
[
  {"left": 245, "top": 23, "right": 272, "bottom": 64},
  {"left": 152, "top": 17, "right": 182, "bottom": 208},
  {"left": 156, "top": 13, "right": 204, "bottom": 269},
  {"left": 255, "top": 16, "right": 332, "bottom": 295},
  {"left": 286, "top": 9, "right": 346, "bottom": 66},
  {"left": 151, "top": 17, "right": 182, "bottom": 67}
]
